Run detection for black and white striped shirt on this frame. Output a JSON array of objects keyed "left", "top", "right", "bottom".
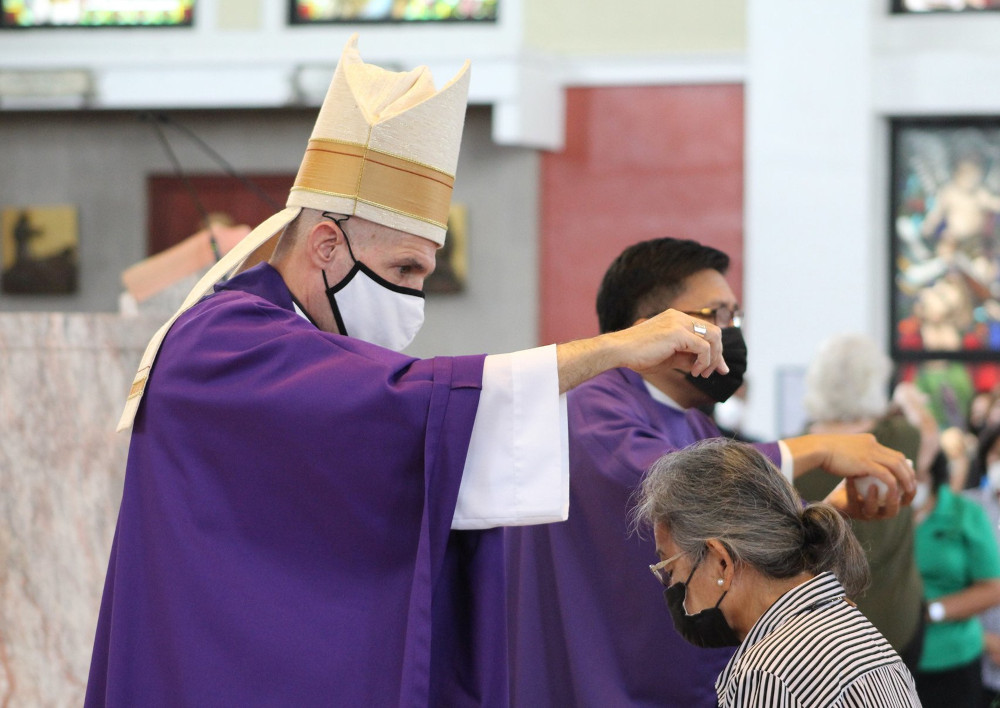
[{"left": 715, "top": 572, "right": 921, "bottom": 707}]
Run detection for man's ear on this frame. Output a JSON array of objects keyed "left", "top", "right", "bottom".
[
  {"left": 705, "top": 538, "right": 735, "bottom": 590},
  {"left": 306, "top": 219, "right": 344, "bottom": 268}
]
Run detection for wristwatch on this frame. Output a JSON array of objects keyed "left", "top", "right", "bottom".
[{"left": 928, "top": 601, "right": 946, "bottom": 623}]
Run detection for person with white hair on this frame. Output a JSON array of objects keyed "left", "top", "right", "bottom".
[{"left": 795, "top": 333, "right": 927, "bottom": 670}]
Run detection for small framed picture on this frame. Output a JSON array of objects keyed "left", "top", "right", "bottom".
[
  {"left": 890, "top": 117, "right": 1000, "bottom": 361},
  {"left": 1, "top": 204, "right": 79, "bottom": 294},
  {"left": 424, "top": 204, "right": 468, "bottom": 295}
]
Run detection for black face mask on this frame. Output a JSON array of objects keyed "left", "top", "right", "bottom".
[
  {"left": 663, "top": 559, "right": 741, "bottom": 649},
  {"left": 685, "top": 326, "right": 747, "bottom": 404}
]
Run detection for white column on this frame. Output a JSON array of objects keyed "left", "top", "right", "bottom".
[{"left": 743, "top": 0, "right": 876, "bottom": 440}]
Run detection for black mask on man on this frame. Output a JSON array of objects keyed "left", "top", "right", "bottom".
[
  {"left": 664, "top": 560, "right": 741, "bottom": 649},
  {"left": 685, "top": 326, "right": 746, "bottom": 403}
]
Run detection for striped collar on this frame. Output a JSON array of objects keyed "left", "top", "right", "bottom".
[
  {"left": 742, "top": 572, "right": 845, "bottom": 648},
  {"left": 717, "top": 572, "right": 846, "bottom": 691}
]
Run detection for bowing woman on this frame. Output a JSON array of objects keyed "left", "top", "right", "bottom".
[{"left": 634, "top": 438, "right": 921, "bottom": 708}]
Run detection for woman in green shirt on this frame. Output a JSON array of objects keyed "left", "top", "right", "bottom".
[{"left": 914, "top": 451, "right": 1000, "bottom": 707}]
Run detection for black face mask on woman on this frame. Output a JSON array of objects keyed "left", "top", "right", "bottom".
[
  {"left": 684, "top": 326, "right": 747, "bottom": 404},
  {"left": 663, "top": 557, "right": 741, "bottom": 649}
]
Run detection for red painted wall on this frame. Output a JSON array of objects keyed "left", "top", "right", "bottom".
[{"left": 539, "top": 84, "right": 745, "bottom": 344}]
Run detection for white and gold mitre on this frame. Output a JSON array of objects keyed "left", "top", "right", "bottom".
[
  {"left": 116, "top": 36, "right": 470, "bottom": 431},
  {"left": 289, "top": 34, "right": 470, "bottom": 246}
]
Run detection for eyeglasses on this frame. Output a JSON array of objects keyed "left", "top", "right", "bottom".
[
  {"left": 649, "top": 550, "right": 686, "bottom": 588},
  {"left": 680, "top": 306, "right": 743, "bottom": 328}
]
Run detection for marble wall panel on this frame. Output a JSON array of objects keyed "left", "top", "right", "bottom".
[{"left": 0, "top": 312, "right": 160, "bottom": 707}]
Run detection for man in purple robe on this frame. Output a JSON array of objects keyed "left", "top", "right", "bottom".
[
  {"left": 84, "top": 39, "right": 737, "bottom": 708},
  {"left": 506, "top": 237, "right": 916, "bottom": 707}
]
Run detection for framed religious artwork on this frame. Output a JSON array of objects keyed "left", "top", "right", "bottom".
[
  {"left": 289, "top": 0, "right": 497, "bottom": 24},
  {"left": 1, "top": 204, "right": 79, "bottom": 294},
  {"left": 0, "top": 0, "right": 195, "bottom": 28},
  {"left": 891, "top": 0, "right": 1000, "bottom": 12},
  {"left": 146, "top": 173, "right": 292, "bottom": 255},
  {"left": 889, "top": 117, "right": 1000, "bottom": 362}
]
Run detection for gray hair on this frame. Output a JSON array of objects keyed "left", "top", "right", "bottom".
[
  {"left": 633, "top": 439, "right": 869, "bottom": 596},
  {"left": 803, "top": 334, "right": 890, "bottom": 423}
]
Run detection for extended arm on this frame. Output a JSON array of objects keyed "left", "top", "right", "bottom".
[
  {"left": 984, "top": 631, "right": 1000, "bottom": 668},
  {"left": 892, "top": 382, "right": 942, "bottom": 476},
  {"left": 783, "top": 434, "right": 916, "bottom": 519},
  {"left": 930, "top": 579, "right": 1000, "bottom": 622},
  {"left": 556, "top": 309, "right": 726, "bottom": 394},
  {"left": 455, "top": 311, "right": 727, "bottom": 530}
]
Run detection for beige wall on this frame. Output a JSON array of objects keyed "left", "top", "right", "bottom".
[
  {"left": 523, "top": 0, "right": 745, "bottom": 55},
  {"left": 208, "top": 0, "right": 748, "bottom": 54},
  {"left": 215, "top": 0, "right": 262, "bottom": 30}
]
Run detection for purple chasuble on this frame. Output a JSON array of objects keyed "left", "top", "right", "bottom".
[
  {"left": 86, "top": 264, "right": 506, "bottom": 707},
  {"left": 506, "top": 367, "right": 780, "bottom": 708}
]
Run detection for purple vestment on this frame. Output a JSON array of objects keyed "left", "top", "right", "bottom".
[
  {"left": 86, "top": 264, "right": 505, "bottom": 707},
  {"left": 506, "top": 368, "right": 780, "bottom": 707}
]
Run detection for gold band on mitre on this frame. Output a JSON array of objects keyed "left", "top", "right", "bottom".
[
  {"left": 286, "top": 34, "right": 470, "bottom": 246},
  {"left": 291, "top": 138, "right": 455, "bottom": 229}
]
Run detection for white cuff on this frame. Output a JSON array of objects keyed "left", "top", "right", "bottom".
[{"left": 451, "top": 345, "right": 569, "bottom": 530}]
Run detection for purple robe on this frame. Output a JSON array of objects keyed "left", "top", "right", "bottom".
[
  {"left": 506, "top": 368, "right": 780, "bottom": 707},
  {"left": 86, "top": 263, "right": 505, "bottom": 707}
]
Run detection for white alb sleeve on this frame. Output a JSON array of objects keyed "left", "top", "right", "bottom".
[{"left": 451, "top": 344, "right": 570, "bottom": 530}]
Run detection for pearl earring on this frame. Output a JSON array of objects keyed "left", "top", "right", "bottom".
[{"left": 717, "top": 578, "right": 724, "bottom": 586}]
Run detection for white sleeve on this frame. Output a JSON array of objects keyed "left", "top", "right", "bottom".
[{"left": 451, "top": 344, "right": 570, "bottom": 530}]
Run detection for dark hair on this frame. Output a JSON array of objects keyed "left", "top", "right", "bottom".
[
  {"left": 633, "top": 438, "right": 870, "bottom": 597},
  {"left": 596, "top": 238, "right": 730, "bottom": 334},
  {"left": 973, "top": 423, "right": 1000, "bottom": 485},
  {"left": 928, "top": 450, "right": 951, "bottom": 492}
]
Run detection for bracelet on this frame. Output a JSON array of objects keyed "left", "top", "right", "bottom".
[{"left": 928, "top": 601, "right": 946, "bottom": 623}]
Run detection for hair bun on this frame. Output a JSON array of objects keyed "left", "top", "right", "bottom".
[{"left": 799, "top": 505, "right": 834, "bottom": 564}]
